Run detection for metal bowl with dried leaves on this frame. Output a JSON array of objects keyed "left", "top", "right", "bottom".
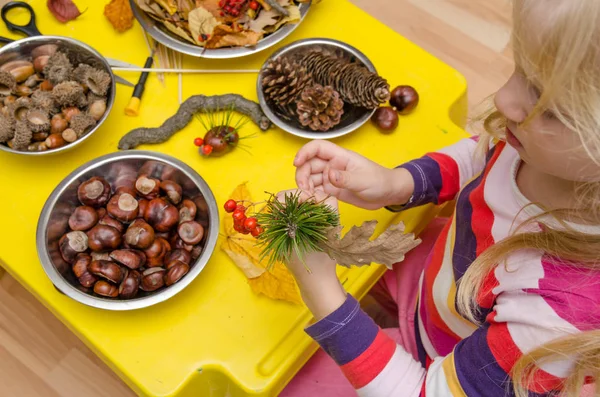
[{"left": 131, "top": 0, "right": 311, "bottom": 58}]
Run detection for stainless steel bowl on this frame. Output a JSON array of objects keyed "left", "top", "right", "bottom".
[
  {"left": 257, "top": 38, "right": 378, "bottom": 140},
  {"left": 36, "top": 151, "right": 219, "bottom": 311},
  {"left": 130, "top": 0, "right": 311, "bottom": 59}
]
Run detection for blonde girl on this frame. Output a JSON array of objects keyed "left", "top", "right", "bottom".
[{"left": 280, "top": 0, "right": 600, "bottom": 395}]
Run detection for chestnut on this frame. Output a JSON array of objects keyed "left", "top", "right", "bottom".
[
  {"left": 94, "top": 280, "right": 119, "bottom": 298},
  {"left": 172, "top": 237, "right": 193, "bottom": 252},
  {"left": 79, "top": 272, "right": 98, "bottom": 288},
  {"left": 110, "top": 249, "right": 146, "bottom": 270},
  {"left": 88, "top": 260, "right": 124, "bottom": 284},
  {"left": 143, "top": 237, "right": 171, "bottom": 268},
  {"left": 191, "top": 244, "right": 203, "bottom": 261},
  {"left": 107, "top": 193, "right": 138, "bottom": 222},
  {"left": 179, "top": 199, "right": 197, "bottom": 223},
  {"left": 68, "top": 206, "right": 98, "bottom": 231},
  {"left": 59, "top": 231, "right": 89, "bottom": 264},
  {"left": 144, "top": 198, "right": 179, "bottom": 232},
  {"left": 371, "top": 107, "right": 399, "bottom": 132},
  {"left": 77, "top": 176, "right": 111, "bottom": 207},
  {"left": 178, "top": 221, "right": 204, "bottom": 245},
  {"left": 160, "top": 180, "right": 183, "bottom": 205},
  {"left": 114, "top": 185, "right": 137, "bottom": 197},
  {"left": 72, "top": 253, "right": 92, "bottom": 278},
  {"left": 165, "top": 262, "right": 189, "bottom": 286},
  {"left": 98, "top": 214, "right": 124, "bottom": 234},
  {"left": 96, "top": 207, "right": 107, "bottom": 219},
  {"left": 135, "top": 175, "right": 160, "bottom": 199},
  {"left": 389, "top": 85, "right": 419, "bottom": 115},
  {"left": 91, "top": 252, "right": 111, "bottom": 261},
  {"left": 165, "top": 249, "right": 191, "bottom": 266},
  {"left": 87, "top": 225, "right": 122, "bottom": 252},
  {"left": 119, "top": 269, "right": 140, "bottom": 299},
  {"left": 137, "top": 199, "right": 148, "bottom": 218},
  {"left": 124, "top": 219, "right": 155, "bottom": 249},
  {"left": 140, "top": 267, "right": 166, "bottom": 292}
]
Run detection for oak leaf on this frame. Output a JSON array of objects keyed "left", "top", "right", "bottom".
[
  {"left": 247, "top": 9, "right": 279, "bottom": 33},
  {"left": 221, "top": 183, "right": 301, "bottom": 304},
  {"left": 320, "top": 221, "right": 421, "bottom": 269},
  {"left": 104, "top": 0, "right": 135, "bottom": 33},
  {"left": 47, "top": 0, "right": 82, "bottom": 23},
  {"left": 205, "top": 24, "right": 263, "bottom": 49}
]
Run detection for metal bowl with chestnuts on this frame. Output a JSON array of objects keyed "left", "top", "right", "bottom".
[
  {"left": 0, "top": 36, "right": 115, "bottom": 156},
  {"left": 36, "top": 151, "right": 219, "bottom": 310}
]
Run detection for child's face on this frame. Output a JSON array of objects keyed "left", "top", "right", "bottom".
[{"left": 494, "top": 68, "right": 600, "bottom": 183}]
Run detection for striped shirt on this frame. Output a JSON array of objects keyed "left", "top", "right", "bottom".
[{"left": 305, "top": 138, "right": 600, "bottom": 396}]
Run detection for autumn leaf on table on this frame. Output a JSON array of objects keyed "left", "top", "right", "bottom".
[
  {"left": 221, "top": 183, "right": 302, "bottom": 305},
  {"left": 104, "top": 0, "right": 135, "bottom": 33},
  {"left": 47, "top": 0, "right": 82, "bottom": 23},
  {"left": 188, "top": 6, "right": 219, "bottom": 45},
  {"left": 205, "top": 24, "right": 263, "bottom": 49},
  {"left": 320, "top": 221, "right": 421, "bottom": 269}
]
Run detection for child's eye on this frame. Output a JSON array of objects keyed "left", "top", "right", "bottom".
[{"left": 542, "top": 110, "right": 556, "bottom": 120}]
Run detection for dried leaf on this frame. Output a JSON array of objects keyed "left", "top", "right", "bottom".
[
  {"left": 188, "top": 6, "right": 219, "bottom": 44},
  {"left": 270, "top": 4, "right": 300, "bottom": 31},
  {"left": 176, "top": 0, "right": 196, "bottom": 18},
  {"left": 163, "top": 20, "right": 196, "bottom": 43},
  {"left": 137, "top": 0, "right": 167, "bottom": 17},
  {"left": 247, "top": 9, "right": 280, "bottom": 33},
  {"left": 195, "top": 0, "right": 222, "bottom": 19},
  {"left": 155, "top": 0, "right": 178, "bottom": 14},
  {"left": 221, "top": 183, "right": 301, "bottom": 304},
  {"left": 47, "top": 0, "right": 82, "bottom": 23},
  {"left": 320, "top": 221, "right": 421, "bottom": 269},
  {"left": 104, "top": 0, "right": 135, "bottom": 33},
  {"left": 205, "top": 24, "right": 263, "bottom": 49}
]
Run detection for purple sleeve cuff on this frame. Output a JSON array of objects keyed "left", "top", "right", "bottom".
[
  {"left": 305, "top": 294, "right": 379, "bottom": 365},
  {"left": 385, "top": 160, "right": 437, "bottom": 212}
]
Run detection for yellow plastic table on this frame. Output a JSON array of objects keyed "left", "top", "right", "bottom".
[{"left": 0, "top": 0, "right": 468, "bottom": 395}]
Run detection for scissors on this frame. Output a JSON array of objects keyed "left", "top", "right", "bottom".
[{"left": 0, "top": 1, "right": 135, "bottom": 87}]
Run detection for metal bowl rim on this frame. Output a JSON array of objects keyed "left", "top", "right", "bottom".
[
  {"left": 130, "top": 0, "right": 311, "bottom": 59},
  {"left": 0, "top": 35, "right": 116, "bottom": 156},
  {"left": 256, "top": 38, "right": 377, "bottom": 140},
  {"left": 36, "top": 151, "right": 220, "bottom": 311}
]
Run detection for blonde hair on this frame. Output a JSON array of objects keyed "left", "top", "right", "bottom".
[{"left": 457, "top": 1, "right": 600, "bottom": 396}]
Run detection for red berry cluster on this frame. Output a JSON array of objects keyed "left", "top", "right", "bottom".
[
  {"left": 218, "top": 0, "right": 259, "bottom": 16},
  {"left": 194, "top": 137, "right": 213, "bottom": 156},
  {"left": 224, "top": 199, "right": 263, "bottom": 237}
]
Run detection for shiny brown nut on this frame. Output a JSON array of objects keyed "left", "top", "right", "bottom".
[
  {"left": 172, "top": 237, "right": 193, "bottom": 252},
  {"left": 72, "top": 253, "right": 92, "bottom": 278},
  {"left": 140, "top": 267, "right": 166, "bottom": 292},
  {"left": 87, "top": 225, "right": 122, "bottom": 252},
  {"left": 15, "top": 84, "right": 32, "bottom": 97},
  {"left": 119, "top": 269, "right": 140, "bottom": 299},
  {"left": 77, "top": 176, "right": 111, "bottom": 207},
  {"left": 24, "top": 74, "right": 42, "bottom": 88},
  {"left": 145, "top": 198, "right": 179, "bottom": 232},
  {"left": 51, "top": 114, "right": 68, "bottom": 134},
  {"left": 178, "top": 199, "right": 197, "bottom": 223},
  {"left": 107, "top": 193, "right": 138, "bottom": 222},
  {"left": 137, "top": 199, "right": 148, "bottom": 218},
  {"left": 110, "top": 249, "right": 146, "bottom": 270},
  {"left": 4, "top": 95, "right": 15, "bottom": 106},
  {"left": 68, "top": 205, "right": 99, "bottom": 231},
  {"left": 1, "top": 61, "right": 35, "bottom": 83},
  {"left": 143, "top": 237, "right": 170, "bottom": 268},
  {"left": 96, "top": 207, "right": 107, "bottom": 219},
  {"left": 33, "top": 55, "right": 49, "bottom": 73},
  {"left": 59, "top": 231, "right": 89, "bottom": 264},
  {"left": 27, "top": 142, "right": 47, "bottom": 152},
  {"left": 62, "top": 106, "right": 80, "bottom": 122},
  {"left": 160, "top": 180, "right": 182, "bottom": 205},
  {"left": 178, "top": 221, "right": 204, "bottom": 245},
  {"left": 124, "top": 219, "right": 155, "bottom": 249},
  {"left": 191, "top": 244, "right": 203, "bottom": 261},
  {"left": 79, "top": 272, "right": 98, "bottom": 288},
  {"left": 165, "top": 248, "right": 191, "bottom": 266},
  {"left": 115, "top": 185, "right": 136, "bottom": 197},
  {"left": 91, "top": 252, "right": 111, "bottom": 261},
  {"left": 135, "top": 175, "right": 160, "bottom": 199},
  {"left": 93, "top": 280, "right": 119, "bottom": 298},
  {"left": 88, "top": 260, "right": 124, "bottom": 284},
  {"left": 40, "top": 80, "right": 53, "bottom": 91},
  {"left": 31, "top": 44, "right": 58, "bottom": 58},
  {"left": 45, "top": 133, "right": 67, "bottom": 149},
  {"left": 88, "top": 100, "right": 106, "bottom": 121},
  {"left": 98, "top": 214, "right": 124, "bottom": 233},
  {"left": 62, "top": 128, "right": 77, "bottom": 143},
  {"left": 32, "top": 131, "right": 49, "bottom": 142},
  {"left": 165, "top": 262, "right": 189, "bottom": 286}
]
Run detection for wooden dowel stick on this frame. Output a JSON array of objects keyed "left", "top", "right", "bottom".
[{"left": 112, "top": 67, "right": 260, "bottom": 73}]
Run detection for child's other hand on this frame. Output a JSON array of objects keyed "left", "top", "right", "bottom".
[
  {"left": 275, "top": 188, "right": 347, "bottom": 320},
  {"left": 294, "top": 140, "right": 414, "bottom": 210}
]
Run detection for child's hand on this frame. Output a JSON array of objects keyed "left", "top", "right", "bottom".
[
  {"left": 294, "top": 140, "right": 414, "bottom": 210},
  {"left": 275, "top": 189, "right": 347, "bottom": 320}
]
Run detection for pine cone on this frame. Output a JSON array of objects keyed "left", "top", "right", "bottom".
[
  {"left": 296, "top": 84, "right": 344, "bottom": 132},
  {"left": 261, "top": 56, "right": 311, "bottom": 112},
  {"left": 299, "top": 51, "right": 390, "bottom": 109}
]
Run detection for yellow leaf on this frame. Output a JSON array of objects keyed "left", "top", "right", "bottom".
[
  {"left": 205, "top": 24, "right": 263, "bottom": 49},
  {"left": 163, "top": 20, "right": 196, "bottom": 44},
  {"left": 220, "top": 182, "right": 302, "bottom": 304},
  {"left": 188, "top": 6, "right": 219, "bottom": 45},
  {"left": 104, "top": 0, "right": 135, "bottom": 33}
]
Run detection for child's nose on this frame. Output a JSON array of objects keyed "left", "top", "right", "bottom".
[{"left": 494, "top": 74, "right": 528, "bottom": 124}]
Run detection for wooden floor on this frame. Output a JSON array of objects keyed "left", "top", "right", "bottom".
[{"left": 0, "top": 1, "right": 513, "bottom": 396}]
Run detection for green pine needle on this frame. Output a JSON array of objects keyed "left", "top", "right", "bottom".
[{"left": 255, "top": 192, "right": 340, "bottom": 269}]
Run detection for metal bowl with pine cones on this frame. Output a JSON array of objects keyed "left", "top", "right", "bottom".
[{"left": 257, "top": 38, "right": 389, "bottom": 139}]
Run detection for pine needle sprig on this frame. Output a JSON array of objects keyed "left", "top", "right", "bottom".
[{"left": 255, "top": 191, "right": 339, "bottom": 269}]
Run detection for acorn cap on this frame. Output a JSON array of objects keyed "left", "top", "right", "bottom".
[
  {"left": 0, "top": 113, "right": 14, "bottom": 143},
  {"left": 43, "top": 52, "right": 73, "bottom": 86},
  {"left": 52, "top": 81, "right": 85, "bottom": 107},
  {"left": 12, "top": 120, "right": 32, "bottom": 150}
]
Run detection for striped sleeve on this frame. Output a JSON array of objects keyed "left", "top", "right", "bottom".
[{"left": 393, "top": 137, "right": 484, "bottom": 210}]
